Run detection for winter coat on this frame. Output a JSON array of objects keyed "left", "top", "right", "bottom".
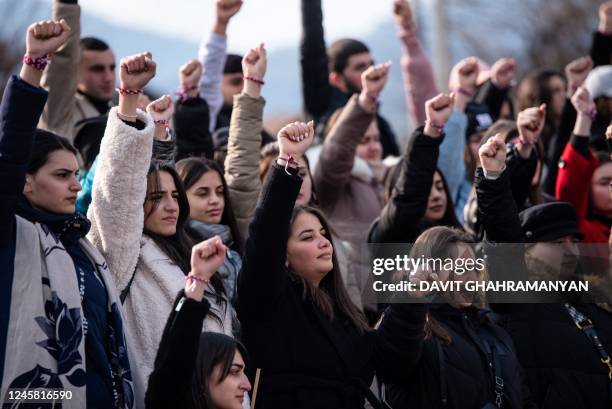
[
  {"left": 236, "top": 164, "right": 423, "bottom": 409},
  {"left": 38, "top": 2, "right": 110, "bottom": 143},
  {"left": 0, "top": 76, "right": 143, "bottom": 409},
  {"left": 173, "top": 96, "right": 213, "bottom": 161},
  {"left": 477, "top": 166, "right": 612, "bottom": 409},
  {"left": 300, "top": 0, "right": 399, "bottom": 157},
  {"left": 88, "top": 109, "right": 233, "bottom": 383}
]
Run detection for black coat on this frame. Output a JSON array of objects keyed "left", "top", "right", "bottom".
[
  {"left": 384, "top": 303, "right": 536, "bottom": 409},
  {"left": 300, "top": 0, "right": 399, "bottom": 158},
  {"left": 146, "top": 291, "right": 211, "bottom": 409},
  {"left": 173, "top": 96, "right": 213, "bottom": 161},
  {"left": 237, "top": 164, "right": 417, "bottom": 409},
  {"left": 477, "top": 167, "right": 612, "bottom": 409}
]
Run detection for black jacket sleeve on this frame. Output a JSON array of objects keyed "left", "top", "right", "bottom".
[
  {"left": 374, "top": 303, "right": 427, "bottom": 384},
  {"left": 300, "top": 0, "right": 332, "bottom": 119},
  {"left": 146, "top": 291, "right": 211, "bottom": 409},
  {"left": 369, "top": 127, "right": 443, "bottom": 244},
  {"left": 542, "top": 98, "right": 576, "bottom": 195},
  {"left": 237, "top": 165, "right": 302, "bottom": 316},
  {"left": 507, "top": 144, "right": 537, "bottom": 212},
  {"left": 475, "top": 80, "right": 510, "bottom": 121},
  {"left": 0, "top": 76, "right": 48, "bottom": 247},
  {"left": 173, "top": 97, "right": 213, "bottom": 161},
  {"left": 590, "top": 31, "right": 612, "bottom": 67}
]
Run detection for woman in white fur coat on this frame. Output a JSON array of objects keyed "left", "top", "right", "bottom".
[{"left": 87, "top": 52, "right": 234, "bottom": 383}]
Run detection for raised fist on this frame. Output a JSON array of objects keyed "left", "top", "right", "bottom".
[
  {"left": 217, "top": 0, "right": 243, "bottom": 24},
  {"left": 242, "top": 43, "right": 267, "bottom": 81},
  {"left": 120, "top": 52, "right": 156, "bottom": 90},
  {"left": 26, "top": 19, "right": 71, "bottom": 58},
  {"left": 600, "top": 1, "right": 612, "bottom": 34},
  {"left": 190, "top": 236, "right": 227, "bottom": 282},
  {"left": 570, "top": 86, "right": 595, "bottom": 116},
  {"left": 146, "top": 95, "right": 174, "bottom": 123},
  {"left": 393, "top": 0, "right": 413, "bottom": 29},
  {"left": 454, "top": 57, "right": 479, "bottom": 93},
  {"left": 277, "top": 121, "right": 314, "bottom": 160},
  {"left": 479, "top": 134, "right": 507, "bottom": 174},
  {"left": 490, "top": 57, "right": 517, "bottom": 89},
  {"left": 425, "top": 93, "right": 455, "bottom": 126},
  {"left": 517, "top": 104, "right": 546, "bottom": 146},
  {"left": 565, "top": 56, "right": 593, "bottom": 95},
  {"left": 179, "top": 59, "right": 202, "bottom": 89},
  {"left": 361, "top": 62, "right": 392, "bottom": 99}
]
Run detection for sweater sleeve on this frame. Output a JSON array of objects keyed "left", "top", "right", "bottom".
[
  {"left": 300, "top": 0, "right": 332, "bottom": 119},
  {"left": 145, "top": 292, "right": 211, "bottom": 409},
  {"left": 224, "top": 92, "right": 264, "bottom": 244},
  {"left": 313, "top": 95, "right": 375, "bottom": 209},
  {"left": 438, "top": 110, "right": 468, "bottom": 203},
  {"left": 87, "top": 108, "right": 155, "bottom": 292},
  {"left": 237, "top": 165, "right": 301, "bottom": 316},
  {"left": 39, "top": 1, "right": 81, "bottom": 142},
  {"left": 198, "top": 32, "right": 227, "bottom": 132},
  {"left": 369, "top": 127, "right": 443, "bottom": 244}
]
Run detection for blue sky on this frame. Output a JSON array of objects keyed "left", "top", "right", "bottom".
[{"left": 78, "top": 0, "right": 400, "bottom": 52}]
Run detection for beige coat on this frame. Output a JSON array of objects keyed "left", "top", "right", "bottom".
[
  {"left": 88, "top": 109, "right": 233, "bottom": 382},
  {"left": 38, "top": 2, "right": 108, "bottom": 143}
]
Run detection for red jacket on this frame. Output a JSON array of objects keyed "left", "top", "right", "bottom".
[{"left": 556, "top": 141, "right": 610, "bottom": 244}]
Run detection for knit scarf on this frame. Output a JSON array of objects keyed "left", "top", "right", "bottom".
[{"left": 1, "top": 201, "right": 137, "bottom": 409}]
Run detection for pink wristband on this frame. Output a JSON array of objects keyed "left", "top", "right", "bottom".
[
  {"left": 425, "top": 119, "right": 445, "bottom": 133},
  {"left": 454, "top": 86, "right": 474, "bottom": 98},
  {"left": 278, "top": 155, "right": 299, "bottom": 175},
  {"left": 176, "top": 85, "right": 199, "bottom": 103},
  {"left": 116, "top": 87, "right": 143, "bottom": 96},
  {"left": 23, "top": 54, "right": 50, "bottom": 71},
  {"left": 186, "top": 274, "right": 209, "bottom": 284}
]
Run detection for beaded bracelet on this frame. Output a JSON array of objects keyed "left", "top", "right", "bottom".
[
  {"left": 454, "top": 86, "right": 474, "bottom": 98},
  {"left": 186, "top": 274, "right": 209, "bottom": 285},
  {"left": 278, "top": 155, "right": 299, "bottom": 175},
  {"left": 244, "top": 76, "right": 265, "bottom": 85},
  {"left": 581, "top": 107, "right": 597, "bottom": 121},
  {"left": 425, "top": 119, "right": 445, "bottom": 133},
  {"left": 176, "top": 85, "right": 199, "bottom": 103},
  {"left": 23, "top": 54, "right": 50, "bottom": 71},
  {"left": 153, "top": 119, "right": 169, "bottom": 128},
  {"left": 116, "top": 87, "right": 143, "bottom": 96},
  {"left": 365, "top": 92, "right": 379, "bottom": 104}
]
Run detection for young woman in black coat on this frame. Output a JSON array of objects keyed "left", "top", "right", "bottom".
[
  {"left": 236, "top": 116, "right": 422, "bottom": 409},
  {"left": 146, "top": 236, "right": 251, "bottom": 409}
]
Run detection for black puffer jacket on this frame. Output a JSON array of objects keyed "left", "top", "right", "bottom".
[{"left": 383, "top": 303, "right": 536, "bottom": 409}]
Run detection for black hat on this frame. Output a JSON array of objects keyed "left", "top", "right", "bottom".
[
  {"left": 224, "top": 54, "right": 243, "bottom": 74},
  {"left": 465, "top": 102, "right": 493, "bottom": 139},
  {"left": 519, "top": 202, "right": 584, "bottom": 242}
]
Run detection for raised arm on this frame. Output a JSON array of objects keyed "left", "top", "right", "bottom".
[
  {"left": 394, "top": 0, "right": 438, "bottom": 127},
  {"left": 87, "top": 52, "right": 156, "bottom": 292},
  {"left": 39, "top": 0, "right": 79, "bottom": 140},
  {"left": 314, "top": 63, "right": 389, "bottom": 208},
  {"left": 198, "top": 0, "right": 242, "bottom": 132},
  {"left": 370, "top": 93, "right": 453, "bottom": 244},
  {"left": 0, "top": 21, "right": 68, "bottom": 246},
  {"left": 438, "top": 57, "right": 478, "bottom": 201},
  {"left": 146, "top": 95, "right": 176, "bottom": 167},
  {"left": 237, "top": 122, "right": 313, "bottom": 315},
  {"left": 556, "top": 87, "right": 598, "bottom": 221},
  {"left": 592, "top": 2, "right": 612, "bottom": 67},
  {"left": 225, "top": 44, "right": 267, "bottom": 242},
  {"left": 300, "top": 0, "right": 332, "bottom": 118}
]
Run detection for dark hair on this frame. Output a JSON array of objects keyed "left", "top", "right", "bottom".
[
  {"left": 327, "top": 38, "right": 370, "bottom": 74},
  {"left": 28, "top": 129, "right": 78, "bottom": 174},
  {"left": 517, "top": 69, "right": 565, "bottom": 146},
  {"left": 411, "top": 226, "right": 482, "bottom": 344},
  {"left": 288, "top": 206, "right": 370, "bottom": 333},
  {"left": 80, "top": 37, "right": 110, "bottom": 52},
  {"left": 190, "top": 332, "right": 248, "bottom": 409},
  {"left": 176, "top": 157, "right": 243, "bottom": 254},
  {"left": 384, "top": 161, "right": 461, "bottom": 229},
  {"left": 223, "top": 54, "right": 243, "bottom": 75},
  {"left": 145, "top": 165, "right": 228, "bottom": 313},
  {"left": 259, "top": 142, "right": 319, "bottom": 206}
]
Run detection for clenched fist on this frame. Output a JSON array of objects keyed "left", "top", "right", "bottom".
[
  {"left": 565, "top": 56, "right": 593, "bottom": 97},
  {"left": 277, "top": 121, "right": 315, "bottom": 161},
  {"left": 179, "top": 59, "right": 202, "bottom": 89},
  {"left": 217, "top": 0, "right": 243, "bottom": 24},
  {"left": 120, "top": 52, "right": 156, "bottom": 90},
  {"left": 191, "top": 236, "right": 227, "bottom": 282},
  {"left": 490, "top": 58, "right": 517, "bottom": 89},
  {"left": 26, "top": 19, "right": 71, "bottom": 58},
  {"left": 424, "top": 93, "right": 455, "bottom": 136},
  {"left": 517, "top": 104, "right": 546, "bottom": 146},
  {"left": 147, "top": 95, "right": 174, "bottom": 123},
  {"left": 479, "top": 134, "right": 507, "bottom": 175}
]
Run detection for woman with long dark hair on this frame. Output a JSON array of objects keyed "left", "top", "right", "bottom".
[
  {"left": 236, "top": 120, "right": 426, "bottom": 408},
  {"left": 88, "top": 53, "right": 234, "bottom": 384},
  {"left": 0, "top": 21, "right": 141, "bottom": 408}
]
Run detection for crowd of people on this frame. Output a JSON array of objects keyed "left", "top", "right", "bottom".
[{"left": 0, "top": 0, "right": 611, "bottom": 408}]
